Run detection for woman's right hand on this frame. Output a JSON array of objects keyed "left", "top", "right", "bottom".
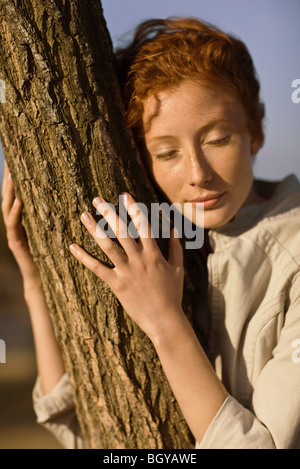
[{"left": 1, "top": 160, "right": 42, "bottom": 292}]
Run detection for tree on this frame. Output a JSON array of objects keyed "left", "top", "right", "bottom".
[{"left": 0, "top": 0, "right": 207, "bottom": 449}]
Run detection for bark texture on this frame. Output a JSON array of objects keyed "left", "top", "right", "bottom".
[{"left": 0, "top": 0, "right": 207, "bottom": 448}]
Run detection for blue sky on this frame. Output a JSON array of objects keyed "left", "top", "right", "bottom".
[{"left": 1, "top": 0, "right": 299, "bottom": 183}]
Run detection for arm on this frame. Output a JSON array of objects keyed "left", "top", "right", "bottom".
[
  {"left": 24, "top": 283, "right": 65, "bottom": 395},
  {"left": 150, "top": 315, "right": 227, "bottom": 442},
  {"left": 148, "top": 310, "right": 227, "bottom": 442},
  {"left": 69, "top": 193, "right": 227, "bottom": 443},
  {"left": 1, "top": 161, "right": 65, "bottom": 394}
]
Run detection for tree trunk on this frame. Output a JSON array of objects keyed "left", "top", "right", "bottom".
[{"left": 0, "top": 0, "right": 207, "bottom": 449}]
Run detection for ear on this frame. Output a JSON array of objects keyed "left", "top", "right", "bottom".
[{"left": 250, "top": 135, "right": 263, "bottom": 156}]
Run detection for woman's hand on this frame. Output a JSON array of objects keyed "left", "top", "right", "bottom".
[
  {"left": 1, "top": 161, "right": 42, "bottom": 292},
  {"left": 70, "top": 192, "right": 228, "bottom": 442},
  {"left": 69, "top": 193, "right": 186, "bottom": 341}
]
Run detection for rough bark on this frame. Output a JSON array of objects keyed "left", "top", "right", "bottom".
[{"left": 0, "top": 0, "right": 207, "bottom": 449}]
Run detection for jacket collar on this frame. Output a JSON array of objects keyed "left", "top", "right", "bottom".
[{"left": 208, "top": 174, "right": 300, "bottom": 249}]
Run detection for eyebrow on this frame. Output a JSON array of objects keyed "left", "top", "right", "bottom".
[{"left": 146, "top": 117, "right": 233, "bottom": 143}]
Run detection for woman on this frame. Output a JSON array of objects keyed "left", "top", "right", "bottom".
[{"left": 2, "top": 17, "right": 300, "bottom": 449}]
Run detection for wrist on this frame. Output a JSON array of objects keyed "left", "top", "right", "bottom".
[
  {"left": 149, "top": 307, "right": 192, "bottom": 350},
  {"left": 23, "top": 278, "right": 44, "bottom": 301},
  {"left": 23, "top": 273, "right": 43, "bottom": 291}
]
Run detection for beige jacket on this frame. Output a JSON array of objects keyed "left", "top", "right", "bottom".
[{"left": 33, "top": 174, "right": 300, "bottom": 449}]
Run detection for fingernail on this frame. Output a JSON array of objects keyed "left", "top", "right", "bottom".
[
  {"left": 12, "top": 197, "right": 19, "bottom": 208},
  {"left": 81, "top": 212, "right": 91, "bottom": 223},
  {"left": 93, "top": 197, "right": 105, "bottom": 206},
  {"left": 69, "top": 244, "right": 78, "bottom": 254},
  {"left": 7, "top": 171, "right": 12, "bottom": 181}
]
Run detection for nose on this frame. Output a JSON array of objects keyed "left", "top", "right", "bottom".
[{"left": 186, "top": 147, "right": 213, "bottom": 186}]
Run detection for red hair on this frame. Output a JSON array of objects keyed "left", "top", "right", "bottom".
[{"left": 115, "top": 17, "right": 265, "bottom": 145}]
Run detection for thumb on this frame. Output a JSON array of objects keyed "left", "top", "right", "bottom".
[{"left": 168, "top": 227, "right": 183, "bottom": 268}]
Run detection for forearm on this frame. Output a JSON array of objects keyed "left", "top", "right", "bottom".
[
  {"left": 24, "top": 284, "right": 65, "bottom": 395},
  {"left": 150, "top": 310, "right": 228, "bottom": 444}
]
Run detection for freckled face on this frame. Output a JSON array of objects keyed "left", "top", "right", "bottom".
[{"left": 142, "top": 80, "right": 261, "bottom": 229}]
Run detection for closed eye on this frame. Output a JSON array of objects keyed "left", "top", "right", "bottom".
[
  {"left": 207, "top": 136, "right": 230, "bottom": 146},
  {"left": 155, "top": 150, "right": 178, "bottom": 160}
]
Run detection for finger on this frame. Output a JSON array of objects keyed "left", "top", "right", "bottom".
[
  {"left": 168, "top": 227, "right": 184, "bottom": 269},
  {"left": 1, "top": 160, "right": 11, "bottom": 201},
  {"left": 93, "top": 197, "right": 140, "bottom": 257},
  {"left": 5, "top": 197, "right": 23, "bottom": 233},
  {"left": 80, "top": 211, "right": 127, "bottom": 267},
  {"left": 69, "top": 243, "right": 116, "bottom": 286},
  {"left": 121, "top": 193, "right": 156, "bottom": 250},
  {"left": 1, "top": 160, "right": 8, "bottom": 199},
  {"left": 5, "top": 197, "right": 30, "bottom": 253},
  {"left": 1, "top": 171, "right": 16, "bottom": 221}
]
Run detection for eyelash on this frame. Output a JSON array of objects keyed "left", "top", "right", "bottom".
[
  {"left": 207, "top": 136, "right": 230, "bottom": 146},
  {"left": 155, "top": 150, "right": 177, "bottom": 160},
  {"left": 155, "top": 136, "right": 230, "bottom": 160}
]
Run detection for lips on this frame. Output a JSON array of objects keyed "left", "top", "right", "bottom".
[
  {"left": 188, "top": 192, "right": 225, "bottom": 208},
  {"left": 189, "top": 193, "right": 223, "bottom": 203}
]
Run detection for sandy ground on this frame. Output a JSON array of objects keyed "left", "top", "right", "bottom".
[{"left": 0, "top": 251, "right": 63, "bottom": 449}]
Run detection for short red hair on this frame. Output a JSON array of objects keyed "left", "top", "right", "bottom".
[{"left": 116, "top": 17, "right": 265, "bottom": 145}]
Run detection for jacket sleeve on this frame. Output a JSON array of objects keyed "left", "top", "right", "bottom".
[
  {"left": 32, "top": 373, "right": 88, "bottom": 449},
  {"left": 196, "top": 272, "right": 300, "bottom": 449}
]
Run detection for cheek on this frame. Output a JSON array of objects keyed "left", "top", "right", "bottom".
[
  {"left": 151, "top": 163, "right": 164, "bottom": 188},
  {"left": 214, "top": 140, "right": 253, "bottom": 183},
  {"left": 221, "top": 147, "right": 254, "bottom": 209},
  {"left": 151, "top": 162, "right": 183, "bottom": 198},
  {"left": 144, "top": 157, "right": 167, "bottom": 189}
]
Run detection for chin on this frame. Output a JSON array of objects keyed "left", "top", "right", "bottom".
[{"left": 203, "top": 209, "right": 236, "bottom": 230}]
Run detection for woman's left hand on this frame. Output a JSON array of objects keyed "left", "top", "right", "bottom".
[{"left": 69, "top": 193, "right": 185, "bottom": 340}]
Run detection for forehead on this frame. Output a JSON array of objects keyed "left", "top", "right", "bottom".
[{"left": 143, "top": 80, "right": 246, "bottom": 136}]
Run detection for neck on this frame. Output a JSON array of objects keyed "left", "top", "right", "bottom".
[{"left": 244, "top": 185, "right": 266, "bottom": 205}]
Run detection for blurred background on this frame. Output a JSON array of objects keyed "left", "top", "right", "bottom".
[{"left": 0, "top": 0, "right": 299, "bottom": 448}]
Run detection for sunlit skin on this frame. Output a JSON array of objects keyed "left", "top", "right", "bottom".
[{"left": 143, "top": 80, "right": 263, "bottom": 229}]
